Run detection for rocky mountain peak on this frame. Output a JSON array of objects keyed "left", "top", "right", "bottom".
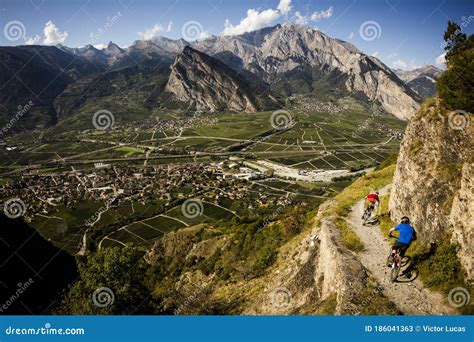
[
  {"left": 395, "top": 65, "right": 443, "bottom": 99},
  {"left": 193, "top": 24, "right": 420, "bottom": 119},
  {"left": 104, "top": 41, "right": 123, "bottom": 54},
  {"left": 165, "top": 46, "right": 278, "bottom": 112}
]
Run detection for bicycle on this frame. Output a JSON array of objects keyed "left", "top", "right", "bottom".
[
  {"left": 387, "top": 233, "right": 402, "bottom": 282},
  {"left": 362, "top": 203, "right": 375, "bottom": 225}
]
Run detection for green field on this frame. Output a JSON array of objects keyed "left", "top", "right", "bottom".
[{"left": 1, "top": 99, "right": 406, "bottom": 254}]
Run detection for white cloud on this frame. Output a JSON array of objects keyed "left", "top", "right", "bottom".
[
  {"left": 310, "top": 6, "right": 333, "bottom": 21},
  {"left": 277, "top": 0, "right": 292, "bottom": 15},
  {"left": 289, "top": 6, "right": 333, "bottom": 26},
  {"left": 94, "top": 43, "right": 106, "bottom": 49},
  {"left": 43, "top": 21, "right": 68, "bottom": 45},
  {"left": 371, "top": 51, "right": 379, "bottom": 58},
  {"left": 139, "top": 21, "right": 172, "bottom": 40},
  {"left": 392, "top": 59, "right": 407, "bottom": 69},
  {"left": 408, "top": 59, "right": 419, "bottom": 69},
  {"left": 386, "top": 52, "right": 398, "bottom": 59},
  {"left": 223, "top": 8, "right": 280, "bottom": 36},
  {"left": 435, "top": 52, "right": 446, "bottom": 66},
  {"left": 25, "top": 34, "right": 41, "bottom": 45},
  {"left": 222, "top": 2, "right": 333, "bottom": 36},
  {"left": 348, "top": 32, "right": 354, "bottom": 39},
  {"left": 198, "top": 31, "right": 211, "bottom": 40},
  {"left": 294, "top": 11, "right": 308, "bottom": 25}
]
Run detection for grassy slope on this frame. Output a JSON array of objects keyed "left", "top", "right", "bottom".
[{"left": 321, "top": 165, "right": 396, "bottom": 252}]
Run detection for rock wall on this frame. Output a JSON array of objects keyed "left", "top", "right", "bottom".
[
  {"left": 242, "top": 215, "right": 367, "bottom": 315},
  {"left": 389, "top": 99, "right": 473, "bottom": 279}
]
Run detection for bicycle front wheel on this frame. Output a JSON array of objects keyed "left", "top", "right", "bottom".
[{"left": 390, "top": 265, "right": 400, "bottom": 282}]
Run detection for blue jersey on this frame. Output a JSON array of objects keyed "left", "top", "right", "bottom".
[{"left": 394, "top": 223, "right": 415, "bottom": 244}]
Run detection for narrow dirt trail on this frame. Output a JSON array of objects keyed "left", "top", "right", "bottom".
[{"left": 346, "top": 185, "right": 456, "bottom": 315}]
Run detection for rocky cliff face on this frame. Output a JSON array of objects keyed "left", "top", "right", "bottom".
[
  {"left": 241, "top": 218, "right": 368, "bottom": 315},
  {"left": 144, "top": 204, "right": 374, "bottom": 315},
  {"left": 165, "top": 46, "right": 277, "bottom": 112},
  {"left": 389, "top": 98, "right": 473, "bottom": 279},
  {"left": 194, "top": 24, "right": 420, "bottom": 119}
]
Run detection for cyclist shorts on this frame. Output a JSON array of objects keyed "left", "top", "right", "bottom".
[{"left": 392, "top": 241, "right": 410, "bottom": 257}]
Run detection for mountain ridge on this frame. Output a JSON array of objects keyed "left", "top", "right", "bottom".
[
  {"left": 164, "top": 46, "right": 279, "bottom": 112},
  {"left": 0, "top": 23, "right": 424, "bottom": 131}
]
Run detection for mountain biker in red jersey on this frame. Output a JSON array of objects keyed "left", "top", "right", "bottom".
[
  {"left": 387, "top": 216, "right": 417, "bottom": 266},
  {"left": 365, "top": 191, "right": 380, "bottom": 206},
  {"left": 362, "top": 191, "right": 380, "bottom": 219}
]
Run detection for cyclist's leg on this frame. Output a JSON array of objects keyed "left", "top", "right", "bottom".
[
  {"left": 387, "top": 243, "right": 399, "bottom": 266},
  {"left": 399, "top": 243, "right": 409, "bottom": 258}
]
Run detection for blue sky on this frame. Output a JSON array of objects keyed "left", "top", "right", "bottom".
[{"left": 1, "top": 0, "right": 473, "bottom": 70}]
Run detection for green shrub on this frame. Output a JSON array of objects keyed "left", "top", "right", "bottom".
[{"left": 437, "top": 21, "right": 474, "bottom": 112}]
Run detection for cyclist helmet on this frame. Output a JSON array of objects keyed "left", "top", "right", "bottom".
[{"left": 401, "top": 216, "right": 410, "bottom": 224}]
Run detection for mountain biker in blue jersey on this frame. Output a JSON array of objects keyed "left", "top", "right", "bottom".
[{"left": 387, "top": 216, "right": 417, "bottom": 266}]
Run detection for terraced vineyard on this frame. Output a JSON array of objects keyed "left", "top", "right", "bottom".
[{"left": 1, "top": 98, "right": 405, "bottom": 255}]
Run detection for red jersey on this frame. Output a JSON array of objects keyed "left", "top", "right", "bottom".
[{"left": 366, "top": 193, "right": 379, "bottom": 203}]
